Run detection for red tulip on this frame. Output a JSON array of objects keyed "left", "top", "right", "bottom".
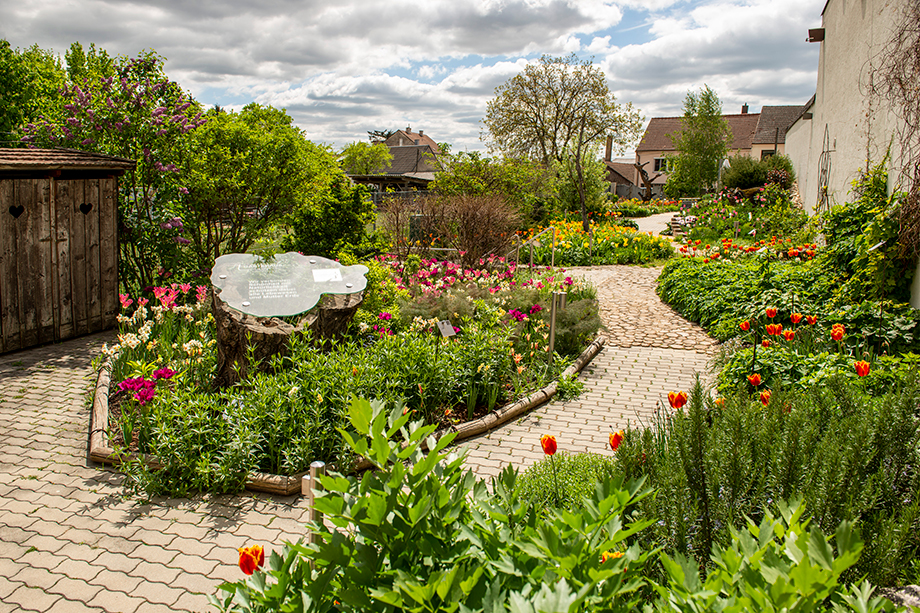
[
  {"left": 238, "top": 545, "right": 265, "bottom": 575},
  {"left": 760, "top": 390, "right": 772, "bottom": 406},
  {"left": 766, "top": 308, "right": 777, "bottom": 318},
  {"left": 806, "top": 315, "right": 818, "bottom": 325},
  {"left": 762, "top": 339, "right": 771, "bottom": 348},
  {"left": 747, "top": 373, "right": 762, "bottom": 387},
  {"left": 783, "top": 330, "right": 795, "bottom": 341},
  {"left": 854, "top": 361, "right": 870, "bottom": 377},
  {"left": 540, "top": 434, "right": 557, "bottom": 456},
  {"left": 668, "top": 391, "right": 688, "bottom": 409},
  {"left": 791, "top": 313, "right": 803, "bottom": 324},
  {"left": 609, "top": 430, "right": 624, "bottom": 451},
  {"left": 831, "top": 325, "right": 845, "bottom": 341},
  {"left": 739, "top": 320, "right": 750, "bottom": 332}
]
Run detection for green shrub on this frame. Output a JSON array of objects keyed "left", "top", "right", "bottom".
[
  {"left": 722, "top": 155, "right": 767, "bottom": 190},
  {"left": 614, "top": 379, "right": 920, "bottom": 586},
  {"left": 283, "top": 176, "right": 375, "bottom": 259},
  {"left": 515, "top": 451, "right": 618, "bottom": 513}
]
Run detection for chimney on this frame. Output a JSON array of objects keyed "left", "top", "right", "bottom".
[
  {"left": 406, "top": 126, "right": 411, "bottom": 133},
  {"left": 741, "top": 104, "right": 749, "bottom": 114},
  {"left": 418, "top": 130, "right": 424, "bottom": 137},
  {"left": 605, "top": 135, "right": 613, "bottom": 162}
]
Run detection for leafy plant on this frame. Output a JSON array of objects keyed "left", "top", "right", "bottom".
[{"left": 211, "top": 397, "right": 655, "bottom": 612}]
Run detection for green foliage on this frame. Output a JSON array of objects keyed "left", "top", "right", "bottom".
[
  {"left": 211, "top": 397, "right": 655, "bottom": 613},
  {"left": 483, "top": 53, "right": 642, "bottom": 167},
  {"left": 814, "top": 162, "right": 914, "bottom": 304},
  {"left": 0, "top": 39, "right": 66, "bottom": 142},
  {"left": 722, "top": 155, "right": 768, "bottom": 190},
  {"left": 614, "top": 380, "right": 920, "bottom": 586},
  {"left": 430, "top": 151, "right": 557, "bottom": 224},
  {"left": 654, "top": 500, "right": 893, "bottom": 613},
  {"left": 179, "top": 104, "right": 335, "bottom": 272},
  {"left": 283, "top": 175, "right": 376, "bottom": 259},
  {"left": 663, "top": 85, "right": 732, "bottom": 198},
  {"left": 339, "top": 140, "right": 393, "bottom": 174},
  {"left": 515, "top": 452, "right": 618, "bottom": 513}
]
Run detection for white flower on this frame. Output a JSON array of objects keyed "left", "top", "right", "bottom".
[{"left": 289, "top": 386, "right": 299, "bottom": 397}]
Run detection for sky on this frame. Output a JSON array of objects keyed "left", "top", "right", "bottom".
[{"left": 1, "top": 0, "right": 826, "bottom": 157}]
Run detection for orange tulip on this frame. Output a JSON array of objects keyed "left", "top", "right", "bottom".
[
  {"left": 806, "top": 315, "right": 817, "bottom": 325},
  {"left": 760, "top": 390, "right": 772, "bottom": 406},
  {"left": 831, "top": 325, "right": 845, "bottom": 341},
  {"left": 540, "top": 434, "right": 557, "bottom": 456},
  {"left": 766, "top": 308, "right": 777, "bottom": 318},
  {"left": 747, "top": 373, "right": 762, "bottom": 387},
  {"left": 668, "top": 391, "right": 688, "bottom": 409},
  {"left": 791, "top": 313, "right": 803, "bottom": 324},
  {"left": 854, "top": 361, "right": 870, "bottom": 377},
  {"left": 739, "top": 320, "right": 750, "bottom": 332},
  {"left": 714, "top": 398, "right": 725, "bottom": 408},
  {"left": 601, "top": 550, "right": 624, "bottom": 563},
  {"left": 762, "top": 339, "right": 771, "bottom": 348},
  {"left": 238, "top": 545, "right": 265, "bottom": 575},
  {"left": 783, "top": 330, "right": 795, "bottom": 341},
  {"left": 609, "top": 430, "right": 624, "bottom": 451}
]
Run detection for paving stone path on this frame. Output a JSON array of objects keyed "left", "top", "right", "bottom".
[{"left": 0, "top": 248, "right": 718, "bottom": 612}]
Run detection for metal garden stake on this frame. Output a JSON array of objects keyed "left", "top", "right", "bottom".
[{"left": 548, "top": 291, "right": 567, "bottom": 361}]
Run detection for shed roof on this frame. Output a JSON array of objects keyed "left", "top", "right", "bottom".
[
  {"left": 637, "top": 113, "right": 762, "bottom": 153},
  {"left": 752, "top": 105, "right": 806, "bottom": 145},
  {"left": 0, "top": 148, "right": 135, "bottom": 172},
  {"left": 604, "top": 160, "right": 636, "bottom": 185},
  {"left": 382, "top": 145, "right": 438, "bottom": 175}
]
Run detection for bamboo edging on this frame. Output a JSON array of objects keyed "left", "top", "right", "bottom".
[{"left": 89, "top": 336, "right": 605, "bottom": 496}]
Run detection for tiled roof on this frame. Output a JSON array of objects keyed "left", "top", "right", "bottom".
[
  {"left": 752, "top": 105, "right": 807, "bottom": 145},
  {"left": 605, "top": 161, "right": 636, "bottom": 185},
  {"left": 0, "top": 148, "right": 135, "bottom": 171},
  {"left": 637, "top": 114, "right": 762, "bottom": 152},
  {"left": 383, "top": 145, "right": 439, "bottom": 175},
  {"left": 384, "top": 129, "right": 440, "bottom": 153}
]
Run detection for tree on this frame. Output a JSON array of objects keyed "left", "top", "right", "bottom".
[
  {"left": 483, "top": 54, "right": 642, "bottom": 166},
  {"left": 483, "top": 54, "right": 641, "bottom": 231},
  {"left": 664, "top": 85, "right": 732, "bottom": 198},
  {"left": 430, "top": 151, "right": 557, "bottom": 223},
  {"left": 557, "top": 148, "right": 609, "bottom": 218},
  {"left": 21, "top": 49, "right": 206, "bottom": 291},
  {"left": 339, "top": 141, "right": 393, "bottom": 175},
  {"left": 0, "top": 40, "right": 66, "bottom": 144},
  {"left": 177, "top": 104, "right": 336, "bottom": 272},
  {"left": 367, "top": 128, "right": 396, "bottom": 142}
]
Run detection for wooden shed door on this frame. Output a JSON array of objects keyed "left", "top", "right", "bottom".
[{"left": 0, "top": 178, "right": 56, "bottom": 352}]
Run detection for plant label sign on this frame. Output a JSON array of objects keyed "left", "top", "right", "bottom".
[
  {"left": 211, "top": 252, "right": 368, "bottom": 317},
  {"left": 437, "top": 320, "right": 457, "bottom": 337}
]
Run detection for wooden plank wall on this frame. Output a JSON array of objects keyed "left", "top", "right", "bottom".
[{"left": 0, "top": 175, "right": 119, "bottom": 353}]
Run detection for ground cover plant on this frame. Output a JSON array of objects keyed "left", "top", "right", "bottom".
[
  {"left": 211, "top": 397, "right": 894, "bottom": 612},
  {"left": 103, "top": 259, "right": 600, "bottom": 496},
  {"left": 610, "top": 198, "right": 680, "bottom": 218}
]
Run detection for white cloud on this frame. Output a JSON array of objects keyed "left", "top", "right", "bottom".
[{"left": 0, "top": 0, "right": 827, "bottom": 153}]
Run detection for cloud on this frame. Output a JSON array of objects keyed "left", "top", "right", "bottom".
[{"left": 0, "top": 0, "right": 827, "bottom": 153}]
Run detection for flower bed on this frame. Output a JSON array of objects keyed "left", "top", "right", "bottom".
[
  {"left": 94, "top": 260, "right": 602, "bottom": 496},
  {"left": 520, "top": 219, "right": 674, "bottom": 266}
]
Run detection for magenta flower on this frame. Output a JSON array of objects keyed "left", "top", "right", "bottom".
[
  {"left": 134, "top": 387, "right": 156, "bottom": 405},
  {"left": 378, "top": 312, "right": 392, "bottom": 321},
  {"left": 152, "top": 367, "right": 177, "bottom": 380},
  {"left": 529, "top": 304, "right": 543, "bottom": 315}
]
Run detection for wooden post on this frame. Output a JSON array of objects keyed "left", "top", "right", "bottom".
[{"left": 302, "top": 461, "right": 326, "bottom": 545}]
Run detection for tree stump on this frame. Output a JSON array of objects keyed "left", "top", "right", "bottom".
[{"left": 211, "top": 290, "right": 363, "bottom": 389}]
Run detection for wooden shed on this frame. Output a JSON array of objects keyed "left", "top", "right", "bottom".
[{"left": 0, "top": 148, "right": 135, "bottom": 353}]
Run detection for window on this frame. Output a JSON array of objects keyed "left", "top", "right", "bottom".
[
  {"left": 761, "top": 150, "right": 776, "bottom": 160},
  {"left": 654, "top": 158, "right": 671, "bottom": 172}
]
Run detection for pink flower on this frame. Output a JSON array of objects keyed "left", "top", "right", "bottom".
[
  {"left": 119, "top": 294, "right": 134, "bottom": 309},
  {"left": 529, "top": 304, "right": 543, "bottom": 315},
  {"left": 152, "top": 367, "right": 177, "bottom": 380}
]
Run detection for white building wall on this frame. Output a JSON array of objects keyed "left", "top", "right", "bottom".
[{"left": 787, "top": 0, "right": 903, "bottom": 215}]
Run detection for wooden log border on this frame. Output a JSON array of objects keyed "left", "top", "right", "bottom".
[{"left": 89, "top": 336, "right": 605, "bottom": 496}]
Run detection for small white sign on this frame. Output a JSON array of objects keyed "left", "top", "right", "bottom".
[
  {"left": 437, "top": 320, "right": 457, "bottom": 337},
  {"left": 312, "top": 268, "right": 343, "bottom": 283}
]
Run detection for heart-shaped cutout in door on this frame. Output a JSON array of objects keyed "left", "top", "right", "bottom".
[
  {"left": 79, "top": 202, "right": 93, "bottom": 215},
  {"left": 9, "top": 205, "right": 25, "bottom": 219}
]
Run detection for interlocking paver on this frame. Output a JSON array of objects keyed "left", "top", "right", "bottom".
[{"left": 0, "top": 257, "right": 722, "bottom": 611}]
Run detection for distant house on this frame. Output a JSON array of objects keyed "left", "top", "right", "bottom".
[
  {"left": 634, "top": 105, "right": 802, "bottom": 187},
  {"left": 348, "top": 127, "right": 440, "bottom": 192}
]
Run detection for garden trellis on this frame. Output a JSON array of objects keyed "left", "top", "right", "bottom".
[{"left": 0, "top": 148, "right": 134, "bottom": 352}]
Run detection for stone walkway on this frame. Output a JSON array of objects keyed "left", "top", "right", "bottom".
[{"left": 0, "top": 255, "right": 718, "bottom": 612}]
